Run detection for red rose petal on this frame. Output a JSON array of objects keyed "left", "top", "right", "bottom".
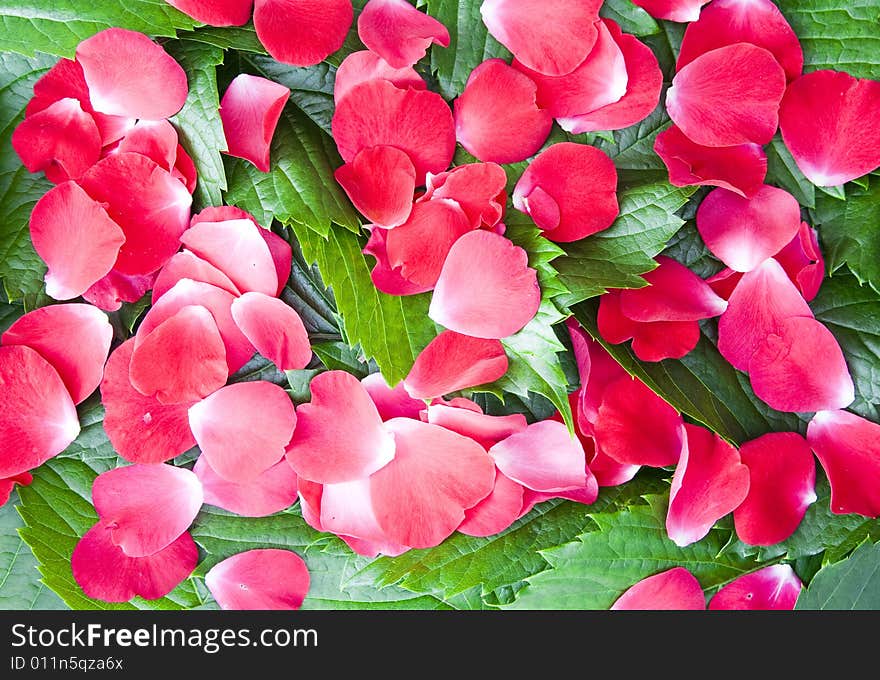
[
  {"left": 285, "top": 370, "right": 395, "bottom": 484},
  {"left": 635, "top": 320, "right": 702, "bottom": 362},
  {"left": 666, "top": 43, "right": 786, "bottom": 147},
  {"left": 559, "top": 20, "right": 662, "bottom": 134},
  {"left": 363, "top": 227, "right": 432, "bottom": 296},
  {"left": 358, "top": 0, "right": 450, "bottom": 69},
  {"left": 749, "top": 316, "right": 854, "bottom": 413},
  {"left": 334, "top": 50, "right": 426, "bottom": 103},
  {"left": 0, "top": 472, "right": 32, "bottom": 507},
  {"left": 115, "top": 119, "right": 179, "bottom": 173},
  {"left": 779, "top": 70, "right": 880, "bottom": 186},
  {"left": 705, "top": 268, "right": 742, "bottom": 301},
  {"left": 28, "top": 182, "right": 125, "bottom": 300},
  {"left": 697, "top": 185, "right": 802, "bottom": 273},
  {"left": 666, "top": 424, "right": 750, "bottom": 547},
  {"left": 361, "top": 373, "right": 425, "bottom": 422},
  {"left": 596, "top": 289, "right": 640, "bottom": 345},
  {"left": 420, "top": 162, "right": 507, "bottom": 229},
  {"left": 153, "top": 251, "right": 240, "bottom": 301},
  {"left": 165, "top": 0, "right": 254, "bottom": 26},
  {"left": 12, "top": 98, "right": 101, "bottom": 183},
  {"left": 808, "top": 409, "right": 880, "bottom": 517},
  {"left": 458, "top": 469, "right": 525, "bottom": 537},
  {"left": 611, "top": 567, "right": 705, "bottom": 610},
  {"left": 513, "top": 142, "right": 618, "bottom": 242},
  {"left": 205, "top": 549, "right": 309, "bottom": 610},
  {"left": 195, "top": 455, "right": 298, "bottom": 518},
  {"left": 734, "top": 432, "right": 816, "bottom": 546},
  {"left": 709, "top": 565, "right": 801, "bottom": 611},
  {"left": 129, "top": 305, "right": 229, "bottom": 404},
  {"left": 189, "top": 382, "right": 296, "bottom": 482},
  {"left": 334, "top": 145, "right": 416, "bottom": 228},
  {"left": 480, "top": 0, "right": 602, "bottom": 77},
  {"left": 630, "top": 0, "right": 709, "bottom": 22},
  {"left": 3, "top": 303, "right": 112, "bottom": 405},
  {"left": 0, "top": 346, "right": 79, "bottom": 478},
  {"left": 83, "top": 270, "right": 155, "bottom": 312},
  {"left": 230, "top": 292, "right": 311, "bottom": 371},
  {"left": 370, "top": 418, "right": 495, "bottom": 549},
  {"left": 424, "top": 404, "right": 527, "bottom": 450},
  {"left": 654, "top": 125, "right": 768, "bottom": 197},
  {"left": 678, "top": 0, "right": 803, "bottom": 81},
  {"left": 78, "top": 152, "right": 192, "bottom": 277},
  {"left": 429, "top": 230, "right": 540, "bottom": 339},
  {"left": 454, "top": 59, "right": 552, "bottom": 164},
  {"left": 220, "top": 74, "right": 290, "bottom": 173},
  {"left": 253, "top": 0, "right": 352, "bottom": 67},
  {"left": 72, "top": 522, "right": 197, "bottom": 603},
  {"left": 76, "top": 28, "right": 188, "bottom": 120},
  {"left": 332, "top": 79, "right": 455, "bottom": 182},
  {"left": 404, "top": 330, "right": 508, "bottom": 399},
  {"left": 775, "top": 222, "right": 825, "bottom": 303}
]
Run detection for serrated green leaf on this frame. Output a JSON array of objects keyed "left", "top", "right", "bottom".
[
  {"left": 600, "top": 0, "right": 660, "bottom": 37},
  {"left": 312, "top": 341, "right": 372, "bottom": 378},
  {"left": 0, "top": 0, "right": 198, "bottom": 58},
  {"left": 796, "top": 539, "right": 880, "bottom": 609},
  {"left": 765, "top": 136, "right": 816, "bottom": 209},
  {"left": 0, "top": 52, "right": 51, "bottom": 302},
  {"left": 591, "top": 104, "right": 670, "bottom": 171},
  {"left": 506, "top": 495, "right": 760, "bottom": 609},
  {"left": 183, "top": 24, "right": 266, "bottom": 55},
  {"left": 0, "top": 296, "right": 23, "bottom": 334},
  {"left": 167, "top": 40, "right": 227, "bottom": 209}
]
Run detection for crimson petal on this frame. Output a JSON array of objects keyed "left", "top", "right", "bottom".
[
  {"left": 334, "top": 50, "right": 425, "bottom": 103},
  {"left": 611, "top": 567, "right": 705, "bottom": 610},
  {"left": 253, "top": 0, "right": 352, "bottom": 67},
  {"left": 205, "top": 549, "right": 309, "bottom": 610},
  {"left": 358, "top": 0, "right": 450, "bottom": 69},
  {"left": 335, "top": 145, "right": 416, "bottom": 228},
  {"left": 421, "top": 162, "right": 507, "bottom": 229},
  {"left": 363, "top": 227, "right": 432, "bottom": 296},
  {"left": 230, "top": 292, "right": 312, "bottom": 371},
  {"left": 195, "top": 455, "right": 298, "bottom": 518},
  {"left": 630, "top": 0, "right": 708, "bottom": 22},
  {"left": 458, "top": 470, "right": 525, "bottom": 538},
  {"left": 709, "top": 565, "right": 801, "bottom": 611},
  {"left": 775, "top": 222, "right": 825, "bottom": 303},
  {"left": 619, "top": 256, "right": 727, "bottom": 322},
  {"left": 220, "top": 74, "right": 290, "bottom": 173},
  {"left": 165, "top": 0, "right": 254, "bottom": 25}
]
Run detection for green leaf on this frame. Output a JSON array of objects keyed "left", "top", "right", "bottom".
[
  {"left": 796, "top": 539, "right": 880, "bottom": 609},
  {"left": 765, "top": 136, "right": 816, "bottom": 209},
  {"left": 781, "top": 0, "right": 880, "bottom": 80},
  {"left": 811, "top": 178, "right": 880, "bottom": 293},
  {"left": 555, "top": 180, "right": 695, "bottom": 306},
  {"left": 599, "top": 0, "right": 660, "bottom": 37},
  {"left": 167, "top": 40, "right": 227, "bottom": 209},
  {"left": 0, "top": 52, "right": 52, "bottom": 302},
  {"left": 591, "top": 104, "right": 670, "bottom": 172},
  {"left": 0, "top": 491, "right": 66, "bottom": 610},
  {"left": 0, "top": 0, "right": 199, "bottom": 57},
  {"left": 506, "top": 495, "right": 760, "bottom": 610},
  {"left": 293, "top": 222, "right": 438, "bottom": 387},
  {"left": 183, "top": 25, "right": 266, "bottom": 55}
]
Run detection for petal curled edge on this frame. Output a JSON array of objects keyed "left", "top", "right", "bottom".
[
  {"left": 230, "top": 292, "right": 312, "bottom": 371},
  {"left": 360, "top": 373, "right": 425, "bottom": 422},
  {"left": 358, "top": 0, "right": 450, "bottom": 69},
  {"left": 205, "top": 549, "right": 309, "bottom": 610},
  {"left": 334, "top": 145, "right": 416, "bottom": 228},
  {"left": 220, "top": 73, "right": 290, "bottom": 173},
  {"left": 421, "top": 162, "right": 508, "bottom": 229},
  {"left": 253, "top": 0, "right": 352, "bottom": 67},
  {"left": 458, "top": 470, "right": 525, "bottom": 537},
  {"left": 611, "top": 567, "right": 705, "bottom": 610},
  {"left": 425, "top": 403, "right": 527, "bottom": 451},
  {"left": 334, "top": 50, "right": 425, "bottom": 103}
]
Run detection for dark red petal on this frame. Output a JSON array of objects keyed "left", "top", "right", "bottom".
[
  {"left": 513, "top": 142, "right": 618, "bottom": 242},
  {"left": 72, "top": 522, "right": 197, "bottom": 603},
  {"left": 597, "top": 289, "right": 638, "bottom": 344},
  {"left": 172, "top": 143, "right": 198, "bottom": 194},
  {"left": 595, "top": 376, "right": 684, "bottom": 467},
  {"left": 370, "top": 418, "right": 495, "bottom": 549},
  {"left": 83, "top": 270, "right": 155, "bottom": 312},
  {"left": 454, "top": 59, "right": 552, "bottom": 164},
  {"left": 666, "top": 424, "right": 750, "bottom": 547},
  {"left": 429, "top": 230, "right": 540, "bottom": 339},
  {"left": 421, "top": 162, "right": 507, "bottom": 229},
  {"left": 189, "top": 382, "right": 296, "bottom": 482},
  {"left": 611, "top": 567, "right": 705, "bottom": 610},
  {"left": 285, "top": 370, "right": 395, "bottom": 484},
  {"left": 28, "top": 182, "right": 124, "bottom": 300},
  {"left": 808, "top": 409, "right": 880, "bottom": 517},
  {"left": 363, "top": 227, "right": 433, "bottom": 296},
  {"left": 165, "top": 0, "right": 254, "bottom": 25},
  {"left": 570, "top": 320, "right": 630, "bottom": 427},
  {"left": 775, "top": 222, "right": 825, "bottom": 303},
  {"left": 749, "top": 316, "right": 854, "bottom": 413},
  {"left": 458, "top": 469, "right": 525, "bottom": 537},
  {"left": 404, "top": 330, "right": 508, "bottom": 399},
  {"left": 195, "top": 455, "right": 297, "bottom": 518},
  {"left": 12, "top": 98, "right": 101, "bottom": 182},
  {"left": 481, "top": 0, "right": 602, "bottom": 77},
  {"left": 620, "top": 256, "right": 728, "bottom": 322},
  {"left": 0, "top": 346, "right": 79, "bottom": 478},
  {"left": 709, "top": 565, "right": 801, "bottom": 611},
  {"left": 631, "top": 320, "right": 702, "bottom": 362},
  {"left": 204, "top": 549, "right": 309, "bottom": 610},
  {"left": 76, "top": 28, "right": 188, "bottom": 119},
  {"left": 779, "top": 70, "right": 880, "bottom": 186},
  {"left": 630, "top": 0, "right": 708, "bottom": 22},
  {"left": 153, "top": 251, "right": 240, "bottom": 301},
  {"left": 560, "top": 20, "right": 662, "bottom": 134},
  {"left": 2, "top": 303, "right": 112, "bottom": 405},
  {"left": 705, "top": 268, "right": 742, "bottom": 301},
  {"left": 92, "top": 464, "right": 202, "bottom": 557},
  {"left": 254, "top": 0, "right": 352, "bottom": 67},
  {"left": 332, "top": 79, "right": 455, "bottom": 182},
  {"left": 101, "top": 340, "right": 195, "bottom": 464},
  {"left": 230, "top": 292, "right": 312, "bottom": 371},
  {"left": 677, "top": 0, "right": 803, "bottom": 81},
  {"left": 734, "top": 432, "right": 816, "bottom": 546},
  {"left": 334, "top": 50, "right": 426, "bottom": 103},
  {"left": 78, "top": 153, "right": 192, "bottom": 277},
  {"left": 220, "top": 74, "right": 290, "bottom": 173},
  {"left": 654, "top": 125, "right": 767, "bottom": 197},
  {"left": 129, "top": 305, "right": 229, "bottom": 404},
  {"left": 334, "top": 145, "right": 416, "bottom": 228},
  {"left": 0, "top": 472, "right": 32, "bottom": 507},
  {"left": 697, "top": 185, "right": 802, "bottom": 273},
  {"left": 425, "top": 404, "right": 527, "bottom": 450},
  {"left": 489, "top": 420, "right": 587, "bottom": 492},
  {"left": 358, "top": 0, "right": 450, "bottom": 69},
  {"left": 513, "top": 20, "right": 627, "bottom": 119},
  {"left": 717, "top": 258, "right": 813, "bottom": 371},
  {"left": 361, "top": 373, "right": 425, "bottom": 421},
  {"left": 666, "top": 44, "right": 786, "bottom": 147}
]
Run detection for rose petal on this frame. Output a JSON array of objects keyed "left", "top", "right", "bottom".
[
  {"left": 632, "top": 320, "right": 702, "bottom": 362},
  {"left": 425, "top": 403, "right": 527, "bottom": 450},
  {"left": 358, "top": 0, "right": 450, "bottom": 69},
  {"left": 195, "top": 455, "right": 298, "bottom": 517},
  {"left": 596, "top": 289, "right": 639, "bottom": 345},
  {"left": 458, "top": 469, "right": 525, "bottom": 537},
  {"left": 363, "top": 227, "right": 433, "bottom": 296},
  {"left": 319, "top": 478, "right": 409, "bottom": 555},
  {"left": 334, "top": 50, "right": 426, "bottom": 103},
  {"left": 361, "top": 373, "right": 425, "bottom": 422},
  {"left": 420, "top": 162, "right": 507, "bottom": 229},
  {"left": 230, "top": 292, "right": 312, "bottom": 371},
  {"left": 0, "top": 472, "right": 32, "bottom": 507},
  {"left": 709, "top": 565, "right": 802, "bottom": 610},
  {"left": 205, "top": 549, "right": 309, "bottom": 610},
  {"left": 630, "top": 0, "right": 709, "bottom": 22},
  {"left": 164, "top": 0, "right": 254, "bottom": 26},
  {"left": 220, "top": 74, "right": 290, "bottom": 173},
  {"left": 334, "top": 145, "right": 416, "bottom": 228},
  {"left": 489, "top": 420, "right": 587, "bottom": 492},
  {"left": 611, "top": 567, "right": 705, "bottom": 610},
  {"left": 153, "top": 251, "right": 240, "bottom": 301},
  {"left": 83, "top": 270, "right": 156, "bottom": 312},
  {"left": 253, "top": 0, "right": 352, "bottom": 67},
  {"left": 775, "top": 222, "right": 825, "bottom": 303}
]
